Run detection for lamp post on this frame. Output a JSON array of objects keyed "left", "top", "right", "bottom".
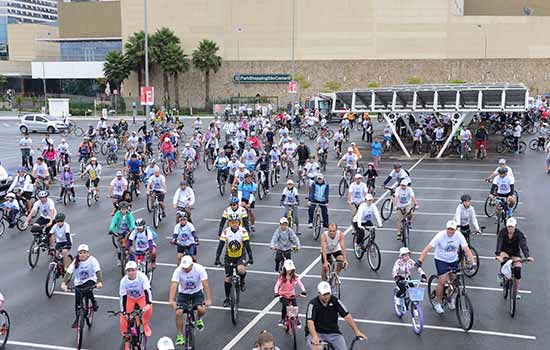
[
  {"left": 290, "top": 0, "right": 296, "bottom": 116},
  {"left": 477, "top": 24, "right": 487, "bottom": 58},
  {"left": 144, "top": 0, "right": 150, "bottom": 119}
]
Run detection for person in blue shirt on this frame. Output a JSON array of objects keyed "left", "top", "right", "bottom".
[
  {"left": 308, "top": 173, "right": 329, "bottom": 229},
  {"left": 238, "top": 173, "right": 257, "bottom": 232},
  {"left": 371, "top": 137, "right": 383, "bottom": 170},
  {"left": 127, "top": 153, "right": 143, "bottom": 195}
]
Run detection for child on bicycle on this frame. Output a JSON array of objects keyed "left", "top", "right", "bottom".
[
  {"left": 252, "top": 330, "right": 280, "bottom": 350},
  {"left": 160, "top": 138, "right": 175, "bottom": 164},
  {"left": 363, "top": 162, "right": 378, "bottom": 194},
  {"left": 392, "top": 247, "right": 426, "bottom": 305},
  {"left": 274, "top": 259, "right": 306, "bottom": 327},
  {"left": 58, "top": 165, "right": 75, "bottom": 202}
]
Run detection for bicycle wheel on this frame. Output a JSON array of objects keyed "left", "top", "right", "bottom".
[
  {"left": 146, "top": 195, "right": 153, "bottom": 213},
  {"left": 518, "top": 141, "right": 527, "bottom": 153},
  {"left": 291, "top": 319, "right": 297, "bottom": 350},
  {"left": 402, "top": 225, "right": 409, "bottom": 247},
  {"left": 427, "top": 275, "right": 439, "bottom": 310},
  {"left": 85, "top": 297, "right": 94, "bottom": 327},
  {"left": 338, "top": 178, "right": 347, "bottom": 197},
  {"left": 463, "top": 246, "right": 479, "bottom": 278},
  {"left": 353, "top": 235, "right": 365, "bottom": 260},
  {"left": 313, "top": 210, "right": 322, "bottom": 240},
  {"left": 286, "top": 165, "right": 291, "bottom": 179},
  {"left": 329, "top": 275, "right": 341, "bottom": 299},
  {"left": 74, "top": 126, "right": 84, "bottom": 137},
  {"left": 0, "top": 220, "right": 5, "bottom": 238},
  {"left": 275, "top": 167, "right": 280, "bottom": 184},
  {"left": 366, "top": 242, "right": 381, "bottom": 271},
  {"left": 496, "top": 213, "right": 504, "bottom": 235},
  {"left": 185, "top": 322, "right": 195, "bottom": 350},
  {"left": 76, "top": 313, "right": 84, "bottom": 350},
  {"left": 483, "top": 196, "right": 496, "bottom": 217},
  {"left": 86, "top": 191, "right": 92, "bottom": 207},
  {"left": 0, "top": 310, "right": 10, "bottom": 349},
  {"left": 270, "top": 170, "right": 275, "bottom": 187},
  {"left": 146, "top": 257, "right": 154, "bottom": 283},
  {"left": 456, "top": 293, "right": 474, "bottom": 331},
  {"left": 16, "top": 214, "right": 28, "bottom": 231},
  {"left": 120, "top": 248, "right": 127, "bottom": 276},
  {"left": 502, "top": 279, "right": 509, "bottom": 300},
  {"left": 257, "top": 181, "right": 264, "bottom": 200},
  {"left": 153, "top": 207, "right": 160, "bottom": 229},
  {"left": 45, "top": 263, "right": 57, "bottom": 298},
  {"left": 509, "top": 280, "right": 517, "bottom": 317},
  {"left": 513, "top": 190, "right": 520, "bottom": 210},
  {"left": 528, "top": 139, "right": 539, "bottom": 150},
  {"left": 410, "top": 301, "right": 424, "bottom": 335},
  {"left": 381, "top": 198, "right": 393, "bottom": 220},
  {"left": 206, "top": 157, "right": 214, "bottom": 171},
  {"left": 28, "top": 238, "right": 40, "bottom": 268},
  {"left": 218, "top": 177, "right": 225, "bottom": 196},
  {"left": 393, "top": 288, "right": 404, "bottom": 317},
  {"left": 101, "top": 143, "right": 108, "bottom": 156},
  {"left": 230, "top": 286, "right": 239, "bottom": 325},
  {"left": 495, "top": 142, "right": 507, "bottom": 153}
]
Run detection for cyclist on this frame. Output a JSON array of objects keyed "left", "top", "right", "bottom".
[
  {"left": 119, "top": 261, "right": 153, "bottom": 337},
  {"left": 320, "top": 223, "right": 348, "bottom": 281},
  {"left": 218, "top": 196, "right": 250, "bottom": 236},
  {"left": 490, "top": 167, "right": 516, "bottom": 217},
  {"left": 62, "top": 244, "right": 103, "bottom": 328},
  {"left": 1, "top": 193, "right": 19, "bottom": 228},
  {"left": 280, "top": 179, "right": 300, "bottom": 233},
  {"left": 57, "top": 165, "right": 76, "bottom": 203},
  {"left": 333, "top": 129, "right": 344, "bottom": 156},
  {"left": 227, "top": 156, "right": 240, "bottom": 185},
  {"left": 336, "top": 147, "right": 358, "bottom": 177},
  {"left": 316, "top": 132, "right": 330, "bottom": 159},
  {"left": 160, "top": 138, "right": 176, "bottom": 168},
  {"left": 238, "top": 173, "right": 257, "bottom": 232},
  {"left": 270, "top": 217, "right": 301, "bottom": 272},
  {"left": 19, "top": 133, "right": 33, "bottom": 168},
  {"left": 232, "top": 163, "right": 250, "bottom": 187},
  {"left": 57, "top": 139, "right": 71, "bottom": 166},
  {"left": 172, "top": 180, "right": 195, "bottom": 222},
  {"left": 305, "top": 281, "right": 366, "bottom": 350},
  {"left": 24, "top": 190, "right": 56, "bottom": 229},
  {"left": 459, "top": 126, "right": 472, "bottom": 159},
  {"left": 241, "top": 142, "right": 257, "bottom": 173},
  {"left": 78, "top": 137, "right": 94, "bottom": 163},
  {"left": 417, "top": 220, "right": 477, "bottom": 314},
  {"left": 392, "top": 247, "right": 426, "bottom": 306},
  {"left": 308, "top": 174, "right": 329, "bottom": 229},
  {"left": 215, "top": 213, "right": 254, "bottom": 306},
  {"left": 255, "top": 151, "right": 271, "bottom": 193},
  {"left": 169, "top": 255, "right": 212, "bottom": 345},
  {"left": 363, "top": 162, "right": 378, "bottom": 193},
  {"left": 214, "top": 149, "right": 230, "bottom": 186},
  {"left": 8, "top": 167, "right": 34, "bottom": 213},
  {"left": 495, "top": 217, "right": 534, "bottom": 298},
  {"left": 82, "top": 157, "right": 102, "bottom": 198},
  {"left": 109, "top": 201, "right": 135, "bottom": 266},
  {"left": 171, "top": 212, "right": 198, "bottom": 263},
  {"left": 146, "top": 169, "right": 167, "bottom": 218},
  {"left": 274, "top": 259, "right": 306, "bottom": 327},
  {"left": 474, "top": 124, "right": 489, "bottom": 159},
  {"left": 126, "top": 218, "right": 157, "bottom": 269},
  {"left": 485, "top": 158, "right": 515, "bottom": 184},
  {"left": 253, "top": 330, "right": 280, "bottom": 350},
  {"left": 383, "top": 163, "right": 410, "bottom": 187},
  {"left": 127, "top": 153, "right": 142, "bottom": 196},
  {"left": 282, "top": 137, "right": 298, "bottom": 174},
  {"left": 394, "top": 178, "right": 417, "bottom": 240},
  {"left": 352, "top": 194, "right": 382, "bottom": 247},
  {"left": 109, "top": 171, "right": 128, "bottom": 216},
  {"left": 454, "top": 194, "right": 481, "bottom": 240},
  {"left": 302, "top": 155, "right": 320, "bottom": 195},
  {"left": 49, "top": 213, "right": 72, "bottom": 268},
  {"left": 294, "top": 141, "right": 310, "bottom": 172},
  {"left": 32, "top": 156, "right": 50, "bottom": 190},
  {"left": 181, "top": 143, "right": 197, "bottom": 163},
  {"left": 348, "top": 174, "right": 368, "bottom": 214},
  {"left": 143, "top": 159, "right": 160, "bottom": 186}
]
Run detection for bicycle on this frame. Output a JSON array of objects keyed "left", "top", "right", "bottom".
[
  {"left": 178, "top": 302, "right": 203, "bottom": 350},
  {"left": 106, "top": 148, "right": 119, "bottom": 165},
  {"left": 319, "top": 151, "right": 328, "bottom": 172},
  {"left": 352, "top": 225, "right": 381, "bottom": 271},
  {"left": 500, "top": 258, "right": 531, "bottom": 318},
  {"left": 216, "top": 169, "right": 228, "bottom": 196},
  {"left": 45, "top": 248, "right": 73, "bottom": 298},
  {"left": 205, "top": 148, "right": 215, "bottom": 172},
  {"left": 269, "top": 161, "right": 281, "bottom": 187},
  {"left": 338, "top": 167, "right": 354, "bottom": 197},
  {"left": 148, "top": 191, "right": 163, "bottom": 229},
  {"left": 311, "top": 203, "right": 326, "bottom": 240},
  {"left": 319, "top": 336, "right": 366, "bottom": 350},
  {"left": 496, "top": 137, "right": 526, "bottom": 154},
  {"left": 116, "top": 234, "right": 129, "bottom": 276},
  {"left": 380, "top": 187, "right": 396, "bottom": 220},
  {"left": 62, "top": 184, "right": 75, "bottom": 206},
  {"left": 127, "top": 175, "right": 140, "bottom": 201},
  {"left": 70, "top": 286, "right": 95, "bottom": 350},
  {"left": 108, "top": 308, "right": 147, "bottom": 350},
  {"left": 160, "top": 153, "right": 175, "bottom": 176},
  {"left": 215, "top": 261, "right": 245, "bottom": 326},
  {"left": 86, "top": 185, "right": 99, "bottom": 207},
  {"left": 398, "top": 206, "right": 415, "bottom": 248},
  {"left": 484, "top": 192, "right": 519, "bottom": 218},
  {"left": 28, "top": 224, "right": 50, "bottom": 268},
  {"left": 0, "top": 293, "right": 10, "bottom": 350},
  {"left": 285, "top": 204, "right": 299, "bottom": 234},
  {"left": 458, "top": 226, "right": 483, "bottom": 278},
  {"left": 134, "top": 252, "right": 154, "bottom": 283},
  {"left": 393, "top": 279, "right": 425, "bottom": 335},
  {"left": 427, "top": 267, "right": 474, "bottom": 331},
  {"left": 256, "top": 170, "right": 269, "bottom": 200},
  {"left": 460, "top": 141, "right": 472, "bottom": 159},
  {"left": 326, "top": 257, "right": 344, "bottom": 299},
  {"left": 278, "top": 294, "right": 306, "bottom": 350},
  {"left": 61, "top": 123, "right": 84, "bottom": 137},
  {"left": 0, "top": 207, "right": 27, "bottom": 236}
]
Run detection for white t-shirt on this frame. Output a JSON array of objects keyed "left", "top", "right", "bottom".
[
  {"left": 171, "top": 264, "right": 208, "bottom": 295},
  {"left": 395, "top": 187, "right": 415, "bottom": 208},
  {"left": 128, "top": 228, "right": 154, "bottom": 252},
  {"left": 111, "top": 177, "right": 128, "bottom": 196},
  {"left": 493, "top": 176, "right": 512, "bottom": 195},
  {"left": 119, "top": 271, "right": 151, "bottom": 300},
  {"left": 148, "top": 174, "right": 166, "bottom": 192},
  {"left": 173, "top": 223, "right": 197, "bottom": 246},
  {"left": 348, "top": 182, "right": 368, "bottom": 204},
  {"left": 282, "top": 187, "right": 299, "bottom": 205},
  {"left": 429, "top": 231, "right": 467, "bottom": 263},
  {"left": 67, "top": 256, "right": 101, "bottom": 286},
  {"left": 50, "top": 223, "right": 71, "bottom": 243},
  {"left": 32, "top": 198, "right": 56, "bottom": 219}
]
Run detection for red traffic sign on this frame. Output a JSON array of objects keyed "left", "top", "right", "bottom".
[
  {"left": 140, "top": 86, "right": 154, "bottom": 106},
  {"left": 288, "top": 81, "right": 297, "bottom": 94}
]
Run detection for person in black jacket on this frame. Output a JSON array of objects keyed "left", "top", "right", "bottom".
[{"left": 293, "top": 141, "right": 310, "bottom": 170}]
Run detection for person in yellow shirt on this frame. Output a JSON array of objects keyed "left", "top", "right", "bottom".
[{"left": 348, "top": 112, "right": 356, "bottom": 129}]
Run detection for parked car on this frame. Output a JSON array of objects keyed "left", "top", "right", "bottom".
[
  {"left": 19, "top": 114, "right": 67, "bottom": 134},
  {"left": 0, "top": 164, "right": 13, "bottom": 198}
]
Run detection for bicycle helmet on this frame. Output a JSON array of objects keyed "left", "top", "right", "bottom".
[
  {"left": 229, "top": 196, "right": 239, "bottom": 204},
  {"left": 393, "top": 162, "right": 402, "bottom": 169},
  {"left": 180, "top": 180, "right": 188, "bottom": 186},
  {"left": 55, "top": 213, "right": 65, "bottom": 222},
  {"left": 228, "top": 212, "right": 240, "bottom": 222},
  {"left": 228, "top": 239, "right": 242, "bottom": 251},
  {"left": 135, "top": 218, "right": 146, "bottom": 228},
  {"left": 497, "top": 167, "right": 508, "bottom": 175},
  {"left": 399, "top": 247, "right": 411, "bottom": 256},
  {"left": 118, "top": 201, "right": 129, "bottom": 209},
  {"left": 17, "top": 167, "right": 25, "bottom": 173},
  {"left": 366, "top": 194, "right": 374, "bottom": 201},
  {"left": 177, "top": 211, "right": 188, "bottom": 220},
  {"left": 37, "top": 190, "right": 48, "bottom": 198},
  {"left": 460, "top": 194, "right": 471, "bottom": 202},
  {"left": 149, "top": 158, "right": 156, "bottom": 164},
  {"left": 5, "top": 193, "right": 15, "bottom": 199}
]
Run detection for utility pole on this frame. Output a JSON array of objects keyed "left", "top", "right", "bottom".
[
  {"left": 290, "top": 0, "right": 296, "bottom": 116},
  {"left": 144, "top": 0, "right": 150, "bottom": 119}
]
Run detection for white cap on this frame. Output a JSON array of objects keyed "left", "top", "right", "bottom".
[
  {"left": 116, "top": 171, "right": 123, "bottom": 176},
  {"left": 286, "top": 179, "right": 294, "bottom": 185},
  {"left": 506, "top": 217, "right": 517, "bottom": 227},
  {"left": 399, "top": 247, "right": 411, "bottom": 256},
  {"left": 279, "top": 217, "right": 289, "bottom": 224},
  {"left": 354, "top": 174, "right": 362, "bottom": 179},
  {"left": 180, "top": 255, "right": 193, "bottom": 268},
  {"left": 185, "top": 143, "right": 190, "bottom": 147},
  {"left": 284, "top": 259, "right": 296, "bottom": 271},
  {"left": 157, "top": 337, "right": 175, "bottom": 350},
  {"left": 399, "top": 177, "right": 410, "bottom": 185},
  {"left": 446, "top": 220, "right": 458, "bottom": 230},
  {"left": 498, "top": 158, "right": 506, "bottom": 164},
  {"left": 77, "top": 244, "right": 89, "bottom": 252},
  {"left": 238, "top": 163, "right": 245, "bottom": 168},
  {"left": 317, "top": 281, "right": 332, "bottom": 295},
  {"left": 317, "top": 173, "right": 324, "bottom": 179},
  {"left": 125, "top": 261, "right": 137, "bottom": 270},
  {"left": 366, "top": 194, "right": 374, "bottom": 201},
  {"left": 347, "top": 147, "right": 353, "bottom": 152}
]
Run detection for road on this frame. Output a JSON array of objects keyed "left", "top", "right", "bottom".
[{"left": 0, "top": 119, "right": 547, "bottom": 350}]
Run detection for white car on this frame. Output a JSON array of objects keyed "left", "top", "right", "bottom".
[
  {"left": 19, "top": 114, "right": 67, "bottom": 134},
  {"left": 0, "top": 164, "right": 13, "bottom": 198}
]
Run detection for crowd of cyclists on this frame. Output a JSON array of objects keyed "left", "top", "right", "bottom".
[{"left": 0, "top": 102, "right": 540, "bottom": 350}]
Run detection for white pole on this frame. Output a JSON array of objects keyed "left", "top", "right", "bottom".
[
  {"left": 144, "top": 0, "right": 150, "bottom": 118},
  {"left": 290, "top": 0, "right": 296, "bottom": 115}
]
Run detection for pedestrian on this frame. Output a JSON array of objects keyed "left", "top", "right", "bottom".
[{"left": 371, "top": 137, "right": 382, "bottom": 170}]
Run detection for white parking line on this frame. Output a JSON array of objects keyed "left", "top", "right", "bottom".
[
  {"left": 7, "top": 341, "right": 87, "bottom": 350},
  {"left": 51, "top": 292, "right": 536, "bottom": 341}
]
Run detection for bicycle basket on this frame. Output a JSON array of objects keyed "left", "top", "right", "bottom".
[
  {"left": 286, "top": 306, "right": 299, "bottom": 318},
  {"left": 501, "top": 259, "right": 513, "bottom": 279},
  {"left": 408, "top": 287, "right": 425, "bottom": 302}
]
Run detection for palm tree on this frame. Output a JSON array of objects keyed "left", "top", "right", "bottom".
[
  {"left": 151, "top": 27, "right": 181, "bottom": 107},
  {"left": 192, "top": 39, "right": 222, "bottom": 110},
  {"left": 124, "top": 31, "right": 150, "bottom": 92},
  {"left": 103, "top": 51, "right": 130, "bottom": 92},
  {"left": 162, "top": 42, "right": 189, "bottom": 110}
]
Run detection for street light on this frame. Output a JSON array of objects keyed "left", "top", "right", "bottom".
[
  {"left": 290, "top": 0, "right": 296, "bottom": 116},
  {"left": 144, "top": 0, "right": 150, "bottom": 119},
  {"left": 477, "top": 24, "right": 487, "bottom": 58}
]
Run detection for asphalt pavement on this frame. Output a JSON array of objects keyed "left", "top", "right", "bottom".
[{"left": 0, "top": 118, "right": 547, "bottom": 350}]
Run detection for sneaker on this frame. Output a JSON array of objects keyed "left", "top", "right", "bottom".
[
  {"left": 223, "top": 298, "right": 231, "bottom": 307},
  {"left": 71, "top": 319, "right": 78, "bottom": 328},
  {"left": 56, "top": 197, "right": 62, "bottom": 202},
  {"left": 117, "top": 260, "right": 121, "bottom": 267},
  {"left": 175, "top": 335, "right": 185, "bottom": 346},
  {"left": 72, "top": 198, "right": 76, "bottom": 203},
  {"left": 136, "top": 190, "right": 141, "bottom": 196},
  {"left": 460, "top": 154, "right": 463, "bottom": 159},
  {"left": 516, "top": 294, "right": 521, "bottom": 300},
  {"left": 251, "top": 225, "right": 255, "bottom": 232},
  {"left": 240, "top": 281, "right": 246, "bottom": 292},
  {"left": 297, "top": 319, "right": 302, "bottom": 328},
  {"left": 162, "top": 211, "right": 167, "bottom": 218},
  {"left": 266, "top": 189, "right": 270, "bottom": 194},
  {"left": 296, "top": 231, "right": 302, "bottom": 236},
  {"left": 277, "top": 319, "right": 285, "bottom": 327},
  {"left": 396, "top": 233, "right": 402, "bottom": 240},
  {"left": 447, "top": 297, "right": 456, "bottom": 310},
  {"left": 195, "top": 319, "right": 205, "bottom": 332},
  {"left": 92, "top": 301, "right": 99, "bottom": 312},
  {"left": 308, "top": 223, "right": 313, "bottom": 229},
  {"left": 434, "top": 303, "right": 444, "bottom": 314}
]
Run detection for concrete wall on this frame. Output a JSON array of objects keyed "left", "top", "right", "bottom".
[
  {"left": 58, "top": 1, "right": 121, "bottom": 38},
  {"left": 7, "top": 23, "right": 59, "bottom": 61},
  {"left": 464, "top": 0, "right": 550, "bottom": 16}
]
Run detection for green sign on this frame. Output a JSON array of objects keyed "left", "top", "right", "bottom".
[{"left": 234, "top": 74, "right": 291, "bottom": 83}]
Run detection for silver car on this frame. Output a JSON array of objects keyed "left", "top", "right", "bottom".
[{"left": 19, "top": 114, "right": 67, "bottom": 134}]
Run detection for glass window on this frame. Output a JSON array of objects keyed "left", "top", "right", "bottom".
[
  {"left": 36, "top": 116, "right": 46, "bottom": 122},
  {"left": 25, "top": 115, "right": 34, "bottom": 121}
]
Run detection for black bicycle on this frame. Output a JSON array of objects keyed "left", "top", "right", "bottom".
[
  {"left": 0, "top": 207, "right": 27, "bottom": 237},
  {"left": 71, "top": 286, "right": 95, "bottom": 350},
  {"left": 217, "top": 169, "right": 228, "bottom": 196},
  {"left": 457, "top": 226, "right": 483, "bottom": 278},
  {"left": 380, "top": 187, "right": 396, "bottom": 220},
  {"left": 500, "top": 258, "right": 531, "bottom": 318},
  {"left": 352, "top": 225, "right": 381, "bottom": 271},
  {"left": 319, "top": 336, "right": 367, "bottom": 349},
  {"left": 108, "top": 308, "right": 147, "bottom": 350},
  {"left": 398, "top": 207, "right": 415, "bottom": 248},
  {"left": 179, "top": 302, "right": 203, "bottom": 350},
  {"left": 45, "top": 248, "right": 73, "bottom": 298},
  {"left": 28, "top": 224, "right": 50, "bottom": 269},
  {"left": 215, "top": 261, "right": 245, "bottom": 326}
]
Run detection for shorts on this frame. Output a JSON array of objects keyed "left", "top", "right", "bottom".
[
  {"left": 177, "top": 244, "right": 196, "bottom": 256},
  {"left": 21, "top": 191, "right": 33, "bottom": 200},
  {"left": 224, "top": 256, "right": 247, "bottom": 277},
  {"left": 475, "top": 140, "right": 487, "bottom": 150},
  {"left": 176, "top": 291, "right": 205, "bottom": 310},
  {"left": 112, "top": 194, "right": 122, "bottom": 200},
  {"left": 434, "top": 259, "right": 459, "bottom": 276},
  {"left": 322, "top": 251, "right": 343, "bottom": 264},
  {"left": 129, "top": 173, "right": 141, "bottom": 181},
  {"left": 241, "top": 198, "right": 255, "bottom": 209},
  {"left": 86, "top": 178, "right": 100, "bottom": 188},
  {"left": 396, "top": 204, "right": 413, "bottom": 221},
  {"left": 151, "top": 191, "right": 165, "bottom": 202},
  {"left": 55, "top": 242, "right": 72, "bottom": 251}
]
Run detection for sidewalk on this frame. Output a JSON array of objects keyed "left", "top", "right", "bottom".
[{"left": 0, "top": 113, "right": 215, "bottom": 121}]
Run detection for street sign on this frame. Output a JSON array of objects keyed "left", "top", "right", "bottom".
[
  {"left": 288, "top": 81, "right": 297, "bottom": 94},
  {"left": 140, "top": 86, "right": 154, "bottom": 106}
]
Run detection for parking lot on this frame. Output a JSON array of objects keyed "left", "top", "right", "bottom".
[{"left": 0, "top": 117, "right": 546, "bottom": 350}]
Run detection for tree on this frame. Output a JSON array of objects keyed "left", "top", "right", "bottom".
[
  {"left": 192, "top": 39, "right": 222, "bottom": 110},
  {"left": 151, "top": 27, "right": 181, "bottom": 107},
  {"left": 323, "top": 80, "right": 341, "bottom": 92},
  {"left": 367, "top": 81, "right": 380, "bottom": 88},
  {"left": 162, "top": 42, "right": 189, "bottom": 110},
  {"left": 294, "top": 74, "right": 311, "bottom": 103},
  {"left": 124, "top": 31, "right": 151, "bottom": 92},
  {"left": 407, "top": 76, "right": 424, "bottom": 84},
  {"left": 0, "top": 75, "right": 7, "bottom": 92},
  {"left": 103, "top": 51, "right": 131, "bottom": 92}
]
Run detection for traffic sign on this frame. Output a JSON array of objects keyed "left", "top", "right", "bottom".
[
  {"left": 140, "top": 86, "right": 154, "bottom": 106},
  {"left": 288, "top": 80, "right": 297, "bottom": 94}
]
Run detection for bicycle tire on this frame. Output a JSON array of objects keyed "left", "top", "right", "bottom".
[
  {"left": 456, "top": 293, "right": 474, "bottom": 331},
  {"left": 85, "top": 298, "right": 94, "bottom": 328},
  {"left": 101, "top": 143, "right": 108, "bottom": 156},
  {"left": 146, "top": 194, "right": 152, "bottom": 213},
  {"left": 230, "top": 286, "right": 239, "bottom": 325},
  {"left": 111, "top": 235, "right": 119, "bottom": 249},
  {"left": 462, "top": 246, "right": 480, "bottom": 278},
  {"left": 0, "top": 310, "right": 10, "bottom": 349},
  {"left": 329, "top": 275, "right": 341, "bottom": 299},
  {"left": 153, "top": 207, "right": 160, "bottom": 229},
  {"left": 275, "top": 167, "right": 280, "bottom": 184},
  {"left": 28, "top": 238, "right": 40, "bottom": 268},
  {"left": 16, "top": 214, "right": 28, "bottom": 231},
  {"left": 120, "top": 247, "right": 127, "bottom": 276},
  {"left": 381, "top": 198, "right": 393, "bottom": 220},
  {"left": 218, "top": 177, "right": 225, "bottom": 196},
  {"left": 0, "top": 220, "right": 5, "bottom": 238},
  {"left": 338, "top": 177, "right": 346, "bottom": 197},
  {"left": 353, "top": 235, "right": 365, "bottom": 260},
  {"left": 509, "top": 280, "right": 517, "bottom": 317},
  {"left": 495, "top": 142, "right": 506, "bottom": 153},
  {"left": 393, "top": 288, "right": 404, "bottom": 318},
  {"left": 185, "top": 322, "right": 195, "bottom": 350},
  {"left": 313, "top": 210, "right": 322, "bottom": 240},
  {"left": 60, "top": 128, "right": 70, "bottom": 137},
  {"left": 367, "top": 241, "right": 381, "bottom": 271},
  {"left": 291, "top": 319, "right": 297, "bottom": 350},
  {"left": 410, "top": 301, "right": 424, "bottom": 335},
  {"left": 74, "top": 127, "right": 84, "bottom": 137},
  {"left": 496, "top": 212, "right": 504, "bottom": 235},
  {"left": 76, "top": 313, "right": 84, "bottom": 350},
  {"left": 45, "top": 264, "right": 57, "bottom": 298},
  {"left": 513, "top": 190, "right": 520, "bottom": 210},
  {"left": 483, "top": 196, "right": 496, "bottom": 217},
  {"left": 402, "top": 224, "right": 409, "bottom": 248},
  {"left": 206, "top": 157, "right": 214, "bottom": 171},
  {"left": 286, "top": 165, "right": 291, "bottom": 179},
  {"left": 257, "top": 181, "right": 264, "bottom": 200},
  {"left": 502, "top": 279, "right": 509, "bottom": 300},
  {"left": 427, "top": 275, "right": 439, "bottom": 310},
  {"left": 86, "top": 191, "right": 92, "bottom": 207},
  {"left": 528, "top": 139, "right": 539, "bottom": 150},
  {"left": 270, "top": 170, "right": 275, "bottom": 187}
]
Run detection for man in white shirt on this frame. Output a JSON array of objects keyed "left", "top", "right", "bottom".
[
  {"left": 393, "top": 179, "right": 417, "bottom": 240},
  {"left": 348, "top": 174, "right": 368, "bottom": 213},
  {"left": 172, "top": 180, "right": 195, "bottom": 222}
]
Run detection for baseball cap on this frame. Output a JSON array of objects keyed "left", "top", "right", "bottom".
[
  {"left": 78, "top": 244, "right": 89, "bottom": 252},
  {"left": 125, "top": 261, "right": 137, "bottom": 270},
  {"left": 354, "top": 174, "right": 362, "bottom": 179},
  {"left": 366, "top": 194, "right": 374, "bottom": 201},
  {"left": 180, "top": 255, "right": 193, "bottom": 269},
  {"left": 446, "top": 220, "right": 458, "bottom": 230},
  {"left": 157, "top": 337, "right": 175, "bottom": 350},
  {"left": 279, "top": 217, "right": 289, "bottom": 224},
  {"left": 506, "top": 217, "right": 517, "bottom": 227},
  {"left": 116, "top": 171, "right": 123, "bottom": 176},
  {"left": 317, "top": 281, "right": 332, "bottom": 295},
  {"left": 284, "top": 259, "right": 296, "bottom": 271}
]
